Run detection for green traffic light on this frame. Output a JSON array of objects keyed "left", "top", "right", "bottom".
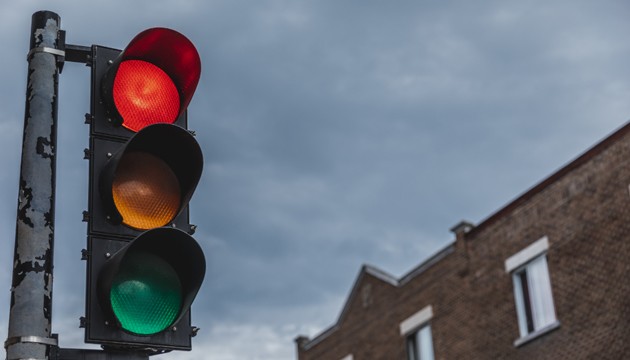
[{"left": 110, "top": 251, "right": 182, "bottom": 335}]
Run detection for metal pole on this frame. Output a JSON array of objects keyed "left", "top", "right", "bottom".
[{"left": 6, "top": 10, "right": 62, "bottom": 360}]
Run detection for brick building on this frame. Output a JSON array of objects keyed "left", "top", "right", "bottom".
[{"left": 294, "top": 123, "right": 630, "bottom": 360}]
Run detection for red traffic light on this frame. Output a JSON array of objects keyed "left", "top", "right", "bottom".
[{"left": 102, "top": 28, "right": 201, "bottom": 132}]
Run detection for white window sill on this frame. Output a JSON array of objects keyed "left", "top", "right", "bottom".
[{"left": 514, "top": 321, "right": 561, "bottom": 347}]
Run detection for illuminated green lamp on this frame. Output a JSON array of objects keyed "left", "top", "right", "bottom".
[
  {"left": 110, "top": 252, "right": 183, "bottom": 335},
  {"left": 98, "top": 227, "right": 205, "bottom": 336}
]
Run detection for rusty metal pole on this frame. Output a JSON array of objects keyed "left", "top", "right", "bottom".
[{"left": 5, "top": 10, "right": 62, "bottom": 360}]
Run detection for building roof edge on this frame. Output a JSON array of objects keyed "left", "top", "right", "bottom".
[{"left": 468, "top": 120, "right": 630, "bottom": 237}]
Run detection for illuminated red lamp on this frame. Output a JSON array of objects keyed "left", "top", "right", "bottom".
[{"left": 102, "top": 28, "right": 201, "bottom": 132}]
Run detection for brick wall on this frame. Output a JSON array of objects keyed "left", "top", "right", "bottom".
[{"left": 296, "top": 123, "right": 630, "bottom": 360}]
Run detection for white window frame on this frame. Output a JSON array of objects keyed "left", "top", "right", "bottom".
[
  {"left": 505, "top": 237, "right": 560, "bottom": 346},
  {"left": 400, "top": 306, "right": 435, "bottom": 360}
]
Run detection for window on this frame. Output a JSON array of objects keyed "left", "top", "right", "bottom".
[
  {"left": 505, "top": 237, "right": 560, "bottom": 345},
  {"left": 400, "top": 305, "right": 434, "bottom": 360},
  {"left": 512, "top": 255, "right": 557, "bottom": 336},
  {"left": 406, "top": 324, "right": 434, "bottom": 360}
]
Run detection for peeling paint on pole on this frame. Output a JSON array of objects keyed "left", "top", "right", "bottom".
[{"left": 6, "top": 11, "right": 61, "bottom": 360}]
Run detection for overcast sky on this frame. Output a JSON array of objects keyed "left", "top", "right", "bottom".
[{"left": 1, "top": 1, "right": 630, "bottom": 359}]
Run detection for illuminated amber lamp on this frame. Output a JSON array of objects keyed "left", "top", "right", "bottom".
[{"left": 98, "top": 123, "right": 203, "bottom": 229}]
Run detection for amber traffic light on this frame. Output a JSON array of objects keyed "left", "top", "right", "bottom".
[
  {"left": 98, "top": 123, "right": 203, "bottom": 231},
  {"left": 112, "top": 151, "right": 181, "bottom": 230}
]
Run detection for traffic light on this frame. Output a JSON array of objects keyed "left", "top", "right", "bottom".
[{"left": 84, "top": 28, "right": 205, "bottom": 352}]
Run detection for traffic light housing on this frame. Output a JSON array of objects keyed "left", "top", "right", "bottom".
[{"left": 84, "top": 28, "right": 205, "bottom": 352}]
